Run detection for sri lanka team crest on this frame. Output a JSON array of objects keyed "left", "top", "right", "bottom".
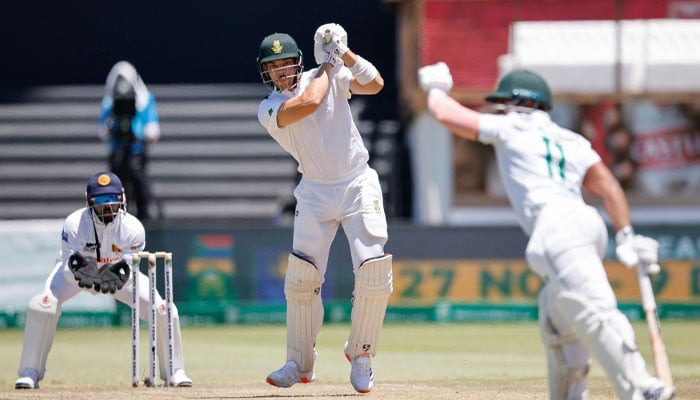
[{"left": 97, "top": 174, "right": 111, "bottom": 186}]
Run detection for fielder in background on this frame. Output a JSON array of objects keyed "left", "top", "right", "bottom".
[
  {"left": 255, "top": 24, "right": 393, "bottom": 394},
  {"left": 14, "top": 171, "right": 192, "bottom": 389},
  {"left": 98, "top": 61, "right": 159, "bottom": 222},
  {"left": 418, "top": 63, "right": 675, "bottom": 400}
]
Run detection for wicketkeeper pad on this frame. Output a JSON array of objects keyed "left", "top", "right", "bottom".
[
  {"left": 285, "top": 254, "right": 324, "bottom": 373},
  {"left": 346, "top": 254, "right": 393, "bottom": 359},
  {"left": 155, "top": 300, "right": 186, "bottom": 381},
  {"left": 17, "top": 293, "right": 61, "bottom": 381}
]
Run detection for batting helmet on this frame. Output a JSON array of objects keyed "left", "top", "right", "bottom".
[
  {"left": 257, "top": 33, "right": 304, "bottom": 90},
  {"left": 485, "top": 70, "right": 553, "bottom": 111}
]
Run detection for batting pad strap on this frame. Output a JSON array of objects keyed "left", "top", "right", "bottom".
[
  {"left": 348, "top": 55, "right": 378, "bottom": 85},
  {"left": 285, "top": 254, "right": 324, "bottom": 373},
  {"left": 347, "top": 254, "right": 393, "bottom": 359},
  {"left": 285, "top": 254, "right": 323, "bottom": 301}
]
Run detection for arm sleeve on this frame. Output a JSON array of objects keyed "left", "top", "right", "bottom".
[
  {"left": 59, "top": 212, "right": 84, "bottom": 267},
  {"left": 257, "top": 95, "right": 286, "bottom": 134},
  {"left": 124, "top": 216, "right": 146, "bottom": 261},
  {"left": 477, "top": 113, "right": 507, "bottom": 145},
  {"left": 579, "top": 136, "right": 603, "bottom": 170}
]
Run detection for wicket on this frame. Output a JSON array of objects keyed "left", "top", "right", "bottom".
[{"left": 131, "top": 251, "right": 175, "bottom": 387}]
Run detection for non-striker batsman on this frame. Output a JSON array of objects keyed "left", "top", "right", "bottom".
[{"left": 418, "top": 63, "right": 675, "bottom": 400}]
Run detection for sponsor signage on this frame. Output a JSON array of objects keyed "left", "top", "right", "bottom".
[{"left": 391, "top": 259, "right": 700, "bottom": 305}]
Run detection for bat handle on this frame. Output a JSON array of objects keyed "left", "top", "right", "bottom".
[{"left": 637, "top": 265, "right": 657, "bottom": 312}]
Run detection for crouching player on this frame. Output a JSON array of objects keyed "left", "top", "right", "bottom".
[{"left": 14, "top": 171, "right": 192, "bottom": 389}]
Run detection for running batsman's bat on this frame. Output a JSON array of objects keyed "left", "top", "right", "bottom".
[{"left": 637, "top": 264, "right": 674, "bottom": 388}]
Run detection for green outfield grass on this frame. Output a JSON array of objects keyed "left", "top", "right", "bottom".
[{"left": 0, "top": 321, "right": 698, "bottom": 399}]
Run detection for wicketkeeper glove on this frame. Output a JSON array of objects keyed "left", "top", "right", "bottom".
[
  {"left": 68, "top": 252, "right": 100, "bottom": 290},
  {"left": 418, "top": 62, "right": 454, "bottom": 94},
  {"left": 97, "top": 260, "right": 131, "bottom": 294},
  {"left": 615, "top": 226, "right": 661, "bottom": 275}
]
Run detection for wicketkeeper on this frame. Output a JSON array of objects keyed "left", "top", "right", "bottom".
[
  {"left": 14, "top": 171, "right": 192, "bottom": 389},
  {"left": 418, "top": 63, "right": 675, "bottom": 400},
  {"left": 256, "top": 23, "right": 393, "bottom": 394}
]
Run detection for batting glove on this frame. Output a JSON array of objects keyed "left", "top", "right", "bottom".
[
  {"left": 615, "top": 226, "right": 661, "bottom": 275},
  {"left": 313, "top": 41, "right": 326, "bottom": 65},
  {"left": 418, "top": 62, "right": 454, "bottom": 94},
  {"left": 314, "top": 23, "right": 336, "bottom": 44},
  {"left": 634, "top": 235, "right": 661, "bottom": 275},
  {"left": 314, "top": 23, "right": 348, "bottom": 59}
]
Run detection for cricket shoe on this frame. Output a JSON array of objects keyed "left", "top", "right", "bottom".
[
  {"left": 344, "top": 341, "right": 374, "bottom": 393},
  {"left": 642, "top": 380, "right": 675, "bottom": 400},
  {"left": 266, "top": 360, "right": 315, "bottom": 388},
  {"left": 350, "top": 355, "right": 374, "bottom": 393},
  {"left": 171, "top": 369, "right": 193, "bottom": 387},
  {"left": 15, "top": 369, "right": 39, "bottom": 389}
]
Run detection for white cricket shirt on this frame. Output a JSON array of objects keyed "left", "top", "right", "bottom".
[
  {"left": 257, "top": 66, "right": 370, "bottom": 183},
  {"left": 479, "top": 110, "right": 601, "bottom": 236},
  {"left": 60, "top": 207, "right": 146, "bottom": 266}
]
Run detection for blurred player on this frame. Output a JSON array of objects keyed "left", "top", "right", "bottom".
[
  {"left": 14, "top": 171, "right": 192, "bottom": 389},
  {"left": 98, "top": 61, "right": 159, "bottom": 221},
  {"left": 255, "top": 24, "right": 392, "bottom": 393},
  {"left": 418, "top": 63, "right": 675, "bottom": 400}
]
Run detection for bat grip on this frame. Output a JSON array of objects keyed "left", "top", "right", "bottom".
[{"left": 637, "top": 266, "right": 657, "bottom": 312}]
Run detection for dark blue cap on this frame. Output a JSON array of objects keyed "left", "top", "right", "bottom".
[{"left": 86, "top": 171, "right": 123, "bottom": 198}]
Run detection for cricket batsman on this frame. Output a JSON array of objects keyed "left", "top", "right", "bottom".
[{"left": 255, "top": 23, "right": 393, "bottom": 393}]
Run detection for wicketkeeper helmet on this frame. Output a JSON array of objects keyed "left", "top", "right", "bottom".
[
  {"left": 485, "top": 70, "right": 553, "bottom": 111},
  {"left": 86, "top": 171, "right": 126, "bottom": 223}
]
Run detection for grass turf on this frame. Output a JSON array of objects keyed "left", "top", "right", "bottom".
[{"left": 0, "top": 320, "right": 698, "bottom": 399}]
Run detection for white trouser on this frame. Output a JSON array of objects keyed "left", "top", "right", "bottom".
[
  {"left": 527, "top": 202, "right": 657, "bottom": 399},
  {"left": 292, "top": 166, "right": 388, "bottom": 273}
]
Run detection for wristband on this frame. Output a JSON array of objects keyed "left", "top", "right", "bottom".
[
  {"left": 348, "top": 55, "right": 378, "bottom": 85},
  {"left": 427, "top": 87, "right": 449, "bottom": 97},
  {"left": 615, "top": 225, "right": 634, "bottom": 239}
]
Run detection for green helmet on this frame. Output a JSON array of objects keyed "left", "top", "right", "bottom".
[
  {"left": 257, "top": 33, "right": 304, "bottom": 89},
  {"left": 257, "top": 33, "right": 302, "bottom": 64},
  {"left": 485, "top": 70, "right": 553, "bottom": 111}
]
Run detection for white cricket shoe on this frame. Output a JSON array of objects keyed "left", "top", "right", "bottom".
[
  {"left": 266, "top": 360, "right": 315, "bottom": 388},
  {"left": 350, "top": 355, "right": 374, "bottom": 393},
  {"left": 15, "top": 369, "right": 39, "bottom": 389},
  {"left": 642, "top": 380, "right": 675, "bottom": 400},
  {"left": 171, "top": 369, "right": 193, "bottom": 387}
]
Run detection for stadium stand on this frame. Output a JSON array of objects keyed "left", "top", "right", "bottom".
[{"left": 0, "top": 84, "right": 403, "bottom": 223}]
